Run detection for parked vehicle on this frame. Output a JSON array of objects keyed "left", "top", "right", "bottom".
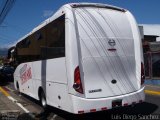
[
  {"left": 14, "top": 3, "right": 145, "bottom": 114},
  {"left": 0, "top": 65, "right": 14, "bottom": 81},
  {"left": 0, "top": 65, "right": 3, "bottom": 69}
]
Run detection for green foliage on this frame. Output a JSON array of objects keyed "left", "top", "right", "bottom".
[
  {"left": 0, "top": 60, "right": 2, "bottom": 65},
  {"left": 0, "top": 57, "right": 3, "bottom": 65}
]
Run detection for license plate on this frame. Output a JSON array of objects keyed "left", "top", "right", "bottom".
[{"left": 112, "top": 99, "right": 122, "bottom": 108}]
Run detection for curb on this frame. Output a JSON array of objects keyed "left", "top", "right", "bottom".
[
  {"left": 144, "top": 90, "right": 160, "bottom": 96},
  {"left": 0, "top": 87, "right": 10, "bottom": 96}
]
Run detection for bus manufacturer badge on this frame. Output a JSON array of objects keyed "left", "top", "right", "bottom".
[
  {"left": 108, "top": 39, "right": 116, "bottom": 47},
  {"left": 89, "top": 89, "right": 102, "bottom": 93}
]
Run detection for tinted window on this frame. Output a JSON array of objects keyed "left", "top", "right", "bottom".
[
  {"left": 152, "top": 53, "right": 160, "bottom": 78},
  {"left": 16, "top": 15, "right": 65, "bottom": 63},
  {"left": 16, "top": 28, "right": 46, "bottom": 63},
  {"left": 45, "top": 15, "right": 65, "bottom": 59},
  {"left": 144, "top": 53, "right": 150, "bottom": 78}
]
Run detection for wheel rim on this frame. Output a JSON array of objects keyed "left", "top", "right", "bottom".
[{"left": 41, "top": 93, "right": 46, "bottom": 107}]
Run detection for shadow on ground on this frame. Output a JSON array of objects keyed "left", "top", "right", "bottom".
[
  {"left": 45, "top": 102, "right": 158, "bottom": 120},
  {"left": 0, "top": 77, "right": 10, "bottom": 86},
  {"left": 5, "top": 86, "right": 159, "bottom": 120},
  {"left": 16, "top": 101, "right": 158, "bottom": 120}
]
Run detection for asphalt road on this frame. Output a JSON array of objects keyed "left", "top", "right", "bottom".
[{"left": 0, "top": 80, "right": 160, "bottom": 120}]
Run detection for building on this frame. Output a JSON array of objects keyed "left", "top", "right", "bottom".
[{"left": 140, "top": 24, "right": 160, "bottom": 85}]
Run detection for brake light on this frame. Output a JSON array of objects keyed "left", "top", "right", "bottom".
[
  {"left": 73, "top": 66, "right": 83, "bottom": 94},
  {"left": 141, "top": 62, "right": 145, "bottom": 85}
]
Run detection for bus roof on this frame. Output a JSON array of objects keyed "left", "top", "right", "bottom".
[{"left": 69, "top": 3, "right": 125, "bottom": 12}]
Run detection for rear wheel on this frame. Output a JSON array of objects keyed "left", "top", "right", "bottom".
[
  {"left": 39, "top": 90, "right": 47, "bottom": 109},
  {"left": 16, "top": 82, "right": 21, "bottom": 96},
  {"left": 16, "top": 82, "right": 20, "bottom": 93}
]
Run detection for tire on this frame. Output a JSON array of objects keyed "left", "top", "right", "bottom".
[
  {"left": 40, "top": 90, "right": 47, "bottom": 109},
  {"left": 16, "top": 82, "right": 21, "bottom": 94}
]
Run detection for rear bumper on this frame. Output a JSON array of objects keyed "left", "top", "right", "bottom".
[{"left": 70, "top": 87, "right": 145, "bottom": 114}]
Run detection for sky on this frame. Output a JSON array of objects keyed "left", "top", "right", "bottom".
[{"left": 0, "top": 0, "right": 160, "bottom": 48}]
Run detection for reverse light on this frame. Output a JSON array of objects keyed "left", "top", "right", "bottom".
[
  {"left": 73, "top": 66, "right": 83, "bottom": 94},
  {"left": 141, "top": 62, "right": 145, "bottom": 85}
]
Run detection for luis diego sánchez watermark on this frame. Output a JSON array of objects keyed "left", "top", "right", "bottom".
[{"left": 111, "top": 114, "right": 160, "bottom": 120}]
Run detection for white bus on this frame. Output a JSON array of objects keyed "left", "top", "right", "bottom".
[{"left": 14, "top": 3, "right": 145, "bottom": 114}]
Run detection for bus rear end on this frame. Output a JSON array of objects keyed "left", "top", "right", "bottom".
[{"left": 69, "top": 3, "right": 145, "bottom": 114}]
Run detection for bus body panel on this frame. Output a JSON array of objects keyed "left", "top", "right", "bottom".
[
  {"left": 73, "top": 7, "right": 142, "bottom": 98},
  {"left": 14, "top": 58, "right": 69, "bottom": 105},
  {"left": 64, "top": 5, "right": 84, "bottom": 96},
  {"left": 46, "top": 82, "right": 73, "bottom": 112},
  {"left": 71, "top": 87, "right": 145, "bottom": 114},
  {"left": 46, "top": 58, "right": 67, "bottom": 84},
  {"left": 14, "top": 3, "right": 145, "bottom": 114},
  {"left": 14, "top": 63, "right": 35, "bottom": 97}
]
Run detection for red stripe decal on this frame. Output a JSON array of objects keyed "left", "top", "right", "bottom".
[
  {"left": 101, "top": 107, "right": 107, "bottom": 110},
  {"left": 124, "top": 103, "right": 128, "bottom": 106},
  {"left": 90, "top": 109, "right": 96, "bottom": 112},
  {"left": 78, "top": 110, "right": 84, "bottom": 114}
]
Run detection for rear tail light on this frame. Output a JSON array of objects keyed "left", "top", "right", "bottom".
[
  {"left": 90, "top": 109, "right": 96, "bottom": 112},
  {"left": 101, "top": 107, "right": 107, "bottom": 111},
  {"left": 124, "top": 103, "right": 128, "bottom": 106},
  {"left": 141, "top": 62, "right": 145, "bottom": 85},
  {"left": 73, "top": 66, "right": 83, "bottom": 94}
]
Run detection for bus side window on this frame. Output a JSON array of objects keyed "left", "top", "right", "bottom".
[
  {"left": 45, "top": 15, "right": 65, "bottom": 59},
  {"left": 15, "top": 15, "right": 65, "bottom": 64}
]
